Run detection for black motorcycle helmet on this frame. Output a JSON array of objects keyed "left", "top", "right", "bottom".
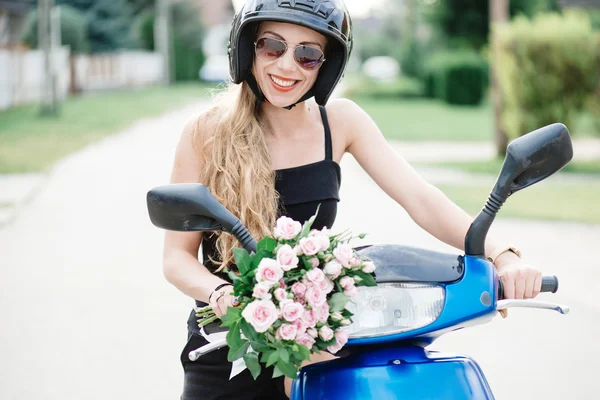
[{"left": 228, "top": 0, "right": 353, "bottom": 109}]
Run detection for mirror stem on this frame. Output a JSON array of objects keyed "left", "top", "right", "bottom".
[
  {"left": 464, "top": 191, "right": 507, "bottom": 258},
  {"left": 230, "top": 221, "right": 257, "bottom": 253}
]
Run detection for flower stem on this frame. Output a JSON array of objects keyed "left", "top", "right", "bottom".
[{"left": 198, "top": 314, "right": 219, "bottom": 328}]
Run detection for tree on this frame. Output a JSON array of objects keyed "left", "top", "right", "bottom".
[
  {"left": 426, "top": 0, "right": 561, "bottom": 49},
  {"left": 56, "top": 0, "right": 134, "bottom": 52},
  {"left": 22, "top": 4, "right": 89, "bottom": 94}
]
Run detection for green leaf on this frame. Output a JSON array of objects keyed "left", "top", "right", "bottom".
[
  {"left": 243, "top": 352, "right": 262, "bottom": 380},
  {"left": 227, "top": 341, "right": 250, "bottom": 362},
  {"left": 233, "top": 248, "right": 252, "bottom": 275},
  {"left": 273, "top": 365, "right": 285, "bottom": 379},
  {"left": 316, "top": 337, "right": 337, "bottom": 347},
  {"left": 296, "top": 344, "right": 311, "bottom": 361},
  {"left": 266, "top": 350, "right": 279, "bottom": 367},
  {"left": 251, "top": 341, "right": 269, "bottom": 353},
  {"left": 251, "top": 249, "right": 272, "bottom": 269},
  {"left": 299, "top": 204, "right": 321, "bottom": 238},
  {"left": 278, "top": 348, "right": 290, "bottom": 363},
  {"left": 328, "top": 292, "right": 350, "bottom": 312},
  {"left": 220, "top": 307, "right": 242, "bottom": 327},
  {"left": 226, "top": 321, "right": 244, "bottom": 350},
  {"left": 352, "top": 270, "right": 377, "bottom": 287},
  {"left": 228, "top": 270, "right": 241, "bottom": 282},
  {"left": 240, "top": 319, "right": 259, "bottom": 343},
  {"left": 257, "top": 236, "right": 277, "bottom": 253},
  {"left": 276, "top": 360, "right": 299, "bottom": 379}
]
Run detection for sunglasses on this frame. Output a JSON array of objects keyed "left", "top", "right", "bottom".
[{"left": 254, "top": 37, "right": 326, "bottom": 71}]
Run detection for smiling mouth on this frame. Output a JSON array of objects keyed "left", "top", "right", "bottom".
[{"left": 269, "top": 74, "right": 299, "bottom": 89}]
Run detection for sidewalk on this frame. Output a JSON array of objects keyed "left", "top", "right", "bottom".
[{"left": 1, "top": 129, "right": 598, "bottom": 228}]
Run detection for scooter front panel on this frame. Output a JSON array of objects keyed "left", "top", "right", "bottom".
[{"left": 291, "top": 347, "right": 494, "bottom": 400}]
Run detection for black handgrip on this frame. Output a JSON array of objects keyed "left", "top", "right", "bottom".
[
  {"left": 540, "top": 275, "right": 559, "bottom": 293},
  {"left": 498, "top": 275, "right": 559, "bottom": 299}
]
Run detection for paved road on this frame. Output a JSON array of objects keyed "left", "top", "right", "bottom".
[{"left": 1, "top": 101, "right": 598, "bottom": 399}]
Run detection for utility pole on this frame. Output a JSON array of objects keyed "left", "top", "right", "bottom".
[
  {"left": 155, "top": 0, "right": 173, "bottom": 85},
  {"left": 490, "top": 0, "right": 509, "bottom": 155},
  {"left": 39, "top": 0, "right": 58, "bottom": 116}
]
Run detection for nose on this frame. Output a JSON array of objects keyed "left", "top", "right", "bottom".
[{"left": 276, "top": 46, "right": 296, "bottom": 72}]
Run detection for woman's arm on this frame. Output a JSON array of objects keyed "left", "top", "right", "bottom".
[
  {"left": 162, "top": 117, "right": 230, "bottom": 306},
  {"left": 332, "top": 99, "right": 540, "bottom": 300}
]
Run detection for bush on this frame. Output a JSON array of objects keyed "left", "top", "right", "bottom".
[
  {"left": 423, "top": 50, "right": 488, "bottom": 106},
  {"left": 134, "top": 6, "right": 206, "bottom": 82},
  {"left": 22, "top": 4, "right": 89, "bottom": 53},
  {"left": 496, "top": 11, "right": 600, "bottom": 139},
  {"left": 343, "top": 75, "right": 424, "bottom": 100}
]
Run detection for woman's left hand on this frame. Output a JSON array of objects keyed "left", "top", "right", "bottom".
[{"left": 494, "top": 252, "right": 542, "bottom": 318}]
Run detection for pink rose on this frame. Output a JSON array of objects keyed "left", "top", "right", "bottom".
[
  {"left": 308, "top": 257, "right": 320, "bottom": 268},
  {"left": 302, "top": 309, "right": 317, "bottom": 328},
  {"left": 362, "top": 261, "right": 376, "bottom": 274},
  {"left": 341, "top": 319, "right": 352, "bottom": 326},
  {"left": 277, "top": 244, "right": 299, "bottom": 271},
  {"left": 349, "top": 257, "right": 362, "bottom": 268},
  {"left": 344, "top": 285, "right": 359, "bottom": 297},
  {"left": 274, "top": 288, "right": 287, "bottom": 302},
  {"left": 333, "top": 243, "right": 354, "bottom": 268},
  {"left": 241, "top": 300, "right": 279, "bottom": 333},
  {"left": 323, "top": 260, "right": 342, "bottom": 279},
  {"left": 292, "top": 318, "right": 308, "bottom": 337},
  {"left": 276, "top": 323, "right": 298, "bottom": 341},
  {"left": 339, "top": 276, "right": 355, "bottom": 290},
  {"left": 252, "top": 282, "right": 272, "bottom": 300},
  {"left": 256, "top": 259, "right": 284, "bottom": 285},
  {"left": 318, "top": 278, "right": 334, "bottom": 294},
  {"left": 318, "top": 325, "right": 334, "bottom": 341},
  {"left": 318, "top": 302, "right": 330, "bottom": 323},
  {"left": 305, "top": 284, "right": 326, "bottom": 308},
  {"left": 279, "top": 299, "right": 305, "bottom": 322},
  {"left": 307, "top": 327, "right": 318, "bottom": 338},
  {"left": 291, "top": 282, "right": 307, "bottom": 297},
  {"left": 330, "top": 312, "right": 343, "bottom": 321},
  {"left": 309, "top": 229, "right": 331, "bottom": 251},
  {"left": 274, "top": 216, "right": 302, "bottom": 240},
  {"left": 299, "top": 237, "right": 320, "bottom": 256},
  {"left": 327, "top": 329, "right": 350, "bottom": 354},
  {"left": 294, "top": 245, "right": 303, "bottom": 256},
  {"left": 296, "top": 333, "right": 316, "bottom": 349},
  {"left": 306, "top": 268, "right": 325, "bottom": 284}
]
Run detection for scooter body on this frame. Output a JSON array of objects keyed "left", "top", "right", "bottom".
[{"left": 291, "top": 250, "right": 498, "bottom": 400}]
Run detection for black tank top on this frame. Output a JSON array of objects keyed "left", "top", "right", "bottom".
[{"left": 200, "top": 105, "right": 341, "bottom": 281}]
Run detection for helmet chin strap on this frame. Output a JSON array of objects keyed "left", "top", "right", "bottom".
[{"left": 246, "top": 73, "right": 314, "bottom": 112}]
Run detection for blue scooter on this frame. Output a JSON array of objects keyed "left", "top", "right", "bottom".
[{"left": 147, "top": 123, "right": 572, "bottom": 399}]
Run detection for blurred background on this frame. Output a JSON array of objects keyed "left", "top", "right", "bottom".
[
  {"left": 0, "top": 1, "right": 599, "bottom": 400},
  {"left": 1, "top": 0, "right": 598, "bottom": 223}
]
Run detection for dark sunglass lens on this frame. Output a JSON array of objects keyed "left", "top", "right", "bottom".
[
  {"left": 256, "top": 38, "right": 286, "bottom": 60},
  {"left": 295, "top": 45, "right": 324, "bottom": 69}
]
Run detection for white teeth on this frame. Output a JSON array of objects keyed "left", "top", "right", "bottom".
[{"left": 270, "top": 75, "right": 296, "bottom": 87}]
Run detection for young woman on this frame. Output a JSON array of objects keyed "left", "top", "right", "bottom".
[{"left": 163, "top": 1, "right": 543, "bottom": 398}]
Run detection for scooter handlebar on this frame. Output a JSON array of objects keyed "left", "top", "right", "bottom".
[{"left": 498, "top": 275, "right": 559, "bottom": 299}]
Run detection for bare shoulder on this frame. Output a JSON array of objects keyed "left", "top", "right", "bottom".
[
  {"left": 171, "top": 108, "right": 216, "bottom": 183},
  {"left": 323, "top": 98, "right": 372, "bottom": 152}
]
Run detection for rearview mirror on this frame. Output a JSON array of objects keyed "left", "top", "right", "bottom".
[
  {"left": 146, "top": 183, "right": 257, "bottom": 252},
  {"left": 465, "top": 123, "right": 573, "bottom": 257}
]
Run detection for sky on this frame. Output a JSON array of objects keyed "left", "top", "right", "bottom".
[{"left": 231, "top": 0, "right": 385, "bottom": 17}]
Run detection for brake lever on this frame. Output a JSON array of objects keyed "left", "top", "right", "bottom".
[{"left": 496, "top": 299, "right": 570, "bottom": 315}]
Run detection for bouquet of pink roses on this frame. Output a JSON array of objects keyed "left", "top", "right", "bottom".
[{"left": 194, "top": 211, "right": 376, "bottom": 380}]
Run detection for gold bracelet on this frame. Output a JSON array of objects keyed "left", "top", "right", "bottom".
[{"left": 487, "top": 244, "right": 521, "bottom": 264}]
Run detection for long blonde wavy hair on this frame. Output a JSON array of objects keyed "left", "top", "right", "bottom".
[{"left": 192, "top": 81, "right": 279, "bottom": 271}]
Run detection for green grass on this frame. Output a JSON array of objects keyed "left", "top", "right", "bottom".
[
  {"left": 0, "top": 82, "right": 218, "bottom": 173},
  {"left": 423, "top": 158, "right": 600, "bottom": 175},
  {"left": 437, "top": 181, "right": 600, "bottom": 224},
  {"left": 351, "top": 96, "right": 599, "bottom": 142}
]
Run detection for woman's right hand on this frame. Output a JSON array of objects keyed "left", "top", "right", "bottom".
[{"left": 209, "top": 284, "right": 238, "bottom": 318}]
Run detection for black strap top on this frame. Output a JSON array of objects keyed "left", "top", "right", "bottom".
[{"left": 200, "top": 106, "right": 341, "bottom": 278}]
